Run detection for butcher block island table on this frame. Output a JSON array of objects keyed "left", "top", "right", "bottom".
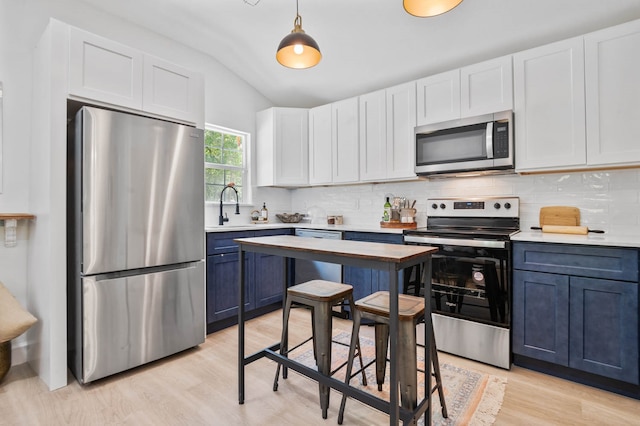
[{"left": 235, "top": 235, "right": 438, "bottom": 425}]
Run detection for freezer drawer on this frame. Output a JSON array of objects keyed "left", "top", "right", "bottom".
[{"left": 80, "top": 262, "right": 205, "bottom": 383}]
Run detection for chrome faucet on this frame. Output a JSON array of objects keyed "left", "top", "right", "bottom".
[{"left": 219, "top": 183, "right": 240, "bottom": 225}]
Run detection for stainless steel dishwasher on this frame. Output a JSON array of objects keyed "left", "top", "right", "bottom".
[{"left": 294, "top": 228, "right": 343, "bottom": 284}]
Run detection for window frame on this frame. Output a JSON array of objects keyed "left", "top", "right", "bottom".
[{"left": 204, "top": 123, "right": 251, "bottom": 205}]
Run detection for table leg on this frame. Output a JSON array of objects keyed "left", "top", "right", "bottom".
[
  {"left": 238, "top": 246, "right": 246, "bottom": 404},
  {"left": 389, "top": 264, "right": 399, "bottom": 425},
  {"left": 423, "top": 259, "right": 432, "bottom": 425}
]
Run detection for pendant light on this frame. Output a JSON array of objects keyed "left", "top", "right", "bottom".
[
  {"left": 276, "top": 0, "right": 322, "bottom": 69},
  {"left": 403, "top": 0, "right": 463, "bottom": 17}
]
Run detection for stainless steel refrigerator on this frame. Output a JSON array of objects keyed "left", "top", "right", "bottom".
[{"left": 67, "top": 106, "right": 205, "bottom": 384}]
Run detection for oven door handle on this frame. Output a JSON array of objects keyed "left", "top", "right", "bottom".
[{"left": 404, "top": 235, "right": 507, "bottom": 249}]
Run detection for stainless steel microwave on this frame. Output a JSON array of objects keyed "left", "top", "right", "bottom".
[{"left": 414, "top": 110, "right": 514, "bottom": 177}]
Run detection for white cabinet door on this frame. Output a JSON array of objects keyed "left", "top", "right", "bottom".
[
  {"left": 332, "top": 97, "right": 359, "bottom": 183},
  {"left": 309, "top": 104, "right": 333, "bottom": 185},
  {"left": 585, "top": 19, "right": 640, "bottom": 167},
  {"left": 416, "top": 69, "right": 460, "bottom": 126},
  {"left": 514, "top": 37, "right": 586, "bottom": 172},
  {"left": 386, "top": 81, "right": 417, "bottom": 180},
  {"left": 461, "top": 56, "right": 513, "bottom": 117},
  {"left": 359, "top": 90, "right": 387, "bottom": 182},
  {"left": 256, "top": 108, "right": 309, "bottom": 187},
  {"left": 69, "top": 27, "right": 143, "bottom": 109},
  {"left": 143, "top": 55, "right": 204, "bottom": 127}
]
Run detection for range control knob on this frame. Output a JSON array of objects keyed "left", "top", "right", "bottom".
[
  {"left": 431, "top": 203, "right": 438, "bottom": 209},
  {"left": 439, "top": 203, "right": 446, "bottom": 210},
  {"left": 504, "top": 202, "right": 512, "bottom": 209},
  {"left": 494, "top": 202, "right": 501, "bottom": 209}
]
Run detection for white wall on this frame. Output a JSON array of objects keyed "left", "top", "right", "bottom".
[
  {"left": 291, "top": 169, "right": 640, "bottom": 234},
  {"left": 0, "top": 0, "right": 289, "bottom": 390}
]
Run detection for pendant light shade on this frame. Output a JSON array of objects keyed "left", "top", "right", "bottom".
[
  {"left": 276, "top": 1, "right": 321, "bottom": 69},
  {"left": 403, "top": 0, "right": 463, "bottom": 17}
]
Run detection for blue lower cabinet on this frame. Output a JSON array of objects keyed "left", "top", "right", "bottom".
[
  {"left": 512, "top": 270, "right": 569, "bottom": 366},
  {"left": 513, "top": 242, "right": 639, "bottom": 386},
  {"left": 342, "top": 232, "right": 404, "bottom": 303},
  {"left": 569, "top": 276, "right": 638, "bottom": 383},
  {"left": 206, "top": 228, "right": 292, "bottom": 332},
  {"left": 254, "top": 250, "right": 287, "bottom": 308},
  {"left": 206, "top": 252, "right": 253, "bottom": 324}
]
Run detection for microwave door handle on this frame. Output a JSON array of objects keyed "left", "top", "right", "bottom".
[{"left": 485, "top": 122, "right": 494, "bottom": 159}]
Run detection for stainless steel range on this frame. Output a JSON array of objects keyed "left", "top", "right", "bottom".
[{"left": 404, "top": 196, "right": 520, "bottom": 369}]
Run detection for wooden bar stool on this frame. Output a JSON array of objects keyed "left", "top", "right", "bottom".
[
  {"left": 273, "top": 280, "right": 366, "bottom": 419},
  {"left": 338, "top": 291, "right": 447, "bottom": 424}
]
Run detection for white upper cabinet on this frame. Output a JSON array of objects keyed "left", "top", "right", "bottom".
[
  {"left": 256, "top": 107, "right": 309, "bottom": 187},
  {"left": 68, "top": 26, "right": 203, "bottom": 127},
  {"left": 332, "top": 97, "right": 360, "bottom": 184},
  {"left": 308, "top": 97, "right": 359, "bottom": 185},
  {"left": 513, "top": 37, "right": 586, "bottom": 172},
  {"left": 416, "top": 69, "right": 460, "bottom": 126},
  {"left": 309, "top": 103, "right": 333, "bottom": 185},
  {"left": 461, "top": 56, "right": 513, "bottom": 117},
  {"left": 416, "top": 56, "right": 512, "bottom": 126},
  {"left": 585, "top": 19, "right": 640, "bottom": 167},
  {"left": 514, "top": 18, "right": 640, "bottom": 173},
  {"left": 359, "top": 82, "right": 417, "bottom": 182},
  {"left": 142, "top": 55, "right": 203, "bottom": 125},
  {"left": 69, "top": 27, "right": 144, "bottom": 110},
  {"left": 386, "top": 82, "right": 417, "bottom": 180},
  {"left": 359, "top": 89, "right": 387, "bottom": 182}
]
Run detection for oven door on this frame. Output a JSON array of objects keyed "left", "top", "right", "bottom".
[{"left": 406, "top": 237, "right": 511, "bottom": 328}]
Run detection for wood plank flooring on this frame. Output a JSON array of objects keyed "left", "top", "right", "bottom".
[{"left": 1, "top": 309, "right": 638, "bottom": 425}]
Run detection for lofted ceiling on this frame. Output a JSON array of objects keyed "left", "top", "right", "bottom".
[{"left": 77, "top": 0, "right": 640, "bottom": 108}]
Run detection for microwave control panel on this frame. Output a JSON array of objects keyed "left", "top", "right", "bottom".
[{"left": 493, "top": 122, "right": 510, "bottom": 159}]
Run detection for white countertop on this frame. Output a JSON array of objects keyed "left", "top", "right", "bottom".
[
  {"left": 205, "top": 222, "right": 408, "bottom": 235},
  {"left": 206, "top": 223, "right": 640, "bottom": 248},
  {"left": 512, "top": 230, "right": 640, "bottom": 248}
]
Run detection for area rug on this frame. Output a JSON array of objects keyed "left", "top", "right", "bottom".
[{"left": 289, "top": 332, "right": 507, "bottom": 425}]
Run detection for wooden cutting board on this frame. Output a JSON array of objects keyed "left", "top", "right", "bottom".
[{"left": 539, "top": 206, "right": 580, "bottom": 226}]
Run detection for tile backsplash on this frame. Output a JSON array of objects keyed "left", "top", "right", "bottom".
[{"left": 290, "top": 169, "right": 640, "bottom": 234}]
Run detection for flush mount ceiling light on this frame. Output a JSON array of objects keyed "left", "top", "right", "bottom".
[
  {"left": 403, "top": 0, "right": 463, "bottom": 17},
  {"left": 276, "top": 0, "right": 321, "bottom": 69}
]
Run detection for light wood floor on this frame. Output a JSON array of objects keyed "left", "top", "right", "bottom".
[{"left": 1, "top": 309, "right": 638, "bottom": 425}]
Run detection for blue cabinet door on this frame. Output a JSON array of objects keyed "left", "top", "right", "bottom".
[
  {"left": 569, "top": 276, "right": 639, "bottom": 384},
  {"left": 253, "top": 228, "right": 292, "bottom": 308},
  {"left": 512, "top": 270, "right": 569, "bottom": 365},
  {"left": 206, "top": 252, "right": 253, "bottom": 323},
  {"left": 254, "top": 251, "right": 286, "bottom": 308},
  {"left": 343, "top": 232, "right": 404, "bottom": 300}
]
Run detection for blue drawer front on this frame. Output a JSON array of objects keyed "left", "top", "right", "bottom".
[
  {"left": 206, "top": 231, "right": 254, "bottom": 254},
  {"left": 513, "top": 242, "right": 639, "bottom": 282}
]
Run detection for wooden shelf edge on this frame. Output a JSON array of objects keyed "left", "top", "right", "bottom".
[{"left": 0, "top": 213, "right": 36, "bottom": 220}]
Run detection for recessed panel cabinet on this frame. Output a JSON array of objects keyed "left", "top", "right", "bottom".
[
  {"left": 69, "top": 27, "right": 144, "bottom": 110},
  {"left": 515, "top": 18, "right": 640, "bottom": 172},
  {"left": 359, "top": 82, "right": 417, "bottom": 182},
  {"left": 256, "top": 107, "right": 309, "bottom": 187},
  {"left": 308, "top": 98, "right": 359, "bottom": 185},
  {"left": 513, "top": 242, "right": 639, "bottom": 385},
  {"left": 308, "top": 104, "right": 333, "bottom": 185},
  {"left": 206, "top": 229, "right": 292, "bottom": 332},
  {"left": 585, "top": 19, "right": 640, "bottom": 166},
  {"left": 69, "top": 26, "right": 203, "bottom": 126},
  {"left": 342, "top": 232, "right": 404, "bottom": 303},
  {"left": 513, "top": 37, "right": 586, "bottom": 171},
  {"left": 416, "top": 56, "right": 512, "bottom": 126}
]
